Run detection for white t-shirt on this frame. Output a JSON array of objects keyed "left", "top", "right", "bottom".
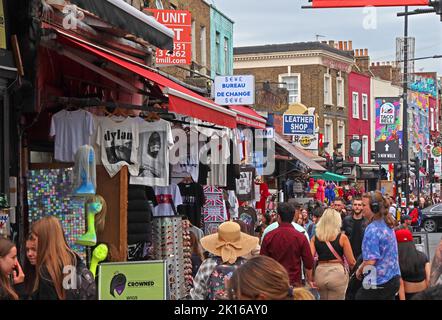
[
  {"left": 130, "top": 119, "right": 173, "bottom": 187},
  {"left": 153, "top": 184, "right": 183, "bottom": 217},
  {"left": 50, "top": 109, "right": 94, "bottom": 162},
  {"left": 96, "top": 117, "right": 139, "bottom": 177}
]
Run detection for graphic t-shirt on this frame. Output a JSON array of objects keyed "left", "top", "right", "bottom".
[
  {"left": 235, "top": 166, "right": 256, "bottom": 202},
  {"left": 238, "top": 206, "right": 258, "bottom": 235},
  {"left": 96, "top": 117, "right": 139, "bottom": 177},
  {"left": 130, "top": 119, "right": 174, "bottom": 187},
  {"left": 177, "top": 182, "right": 206, "bottom": 228},
  {"left": 50, "top": 109, "right": 95, "bottom": 162},
  {"left": 153, "top": 184, "right": 183, "bottom": 217}
]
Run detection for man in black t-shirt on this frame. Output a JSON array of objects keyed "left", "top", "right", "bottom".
[{"left": 341, "top": 196, "right": 367, "bottom": 259}]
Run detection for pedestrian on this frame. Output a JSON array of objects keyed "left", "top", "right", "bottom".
[
  {"left": 341, "top": 196, "right": 368, "bottom": 260},
  {"left": 233, "top": 219, "right": 260, "bottom": 258},
  {"left": 302, "top": 208, "right": 314, "bottom": 235},
  {"left": 0, "top": 238, "right": 24, "bottom": 300},
  {"left": 355, "top": 191, "right": 401, "bottom": 300},
  {"left": 261, "top": 201, "right": 309, "bottom": 242},
  {"left": 227, "top": 255, "right": 315, "bottom": 300},
  {"left": 430, "top": 239, "right": 442, "bottom": 286},
  {"left": 333, "top": 197, "right": 346, "bottom": 219},
  {"left": 395, "top": 229, "right": 430, "bottom": 300},
  {"left": 409, "top": 201, "right": 420, "bottom": 230},
  {"left": 411, "top": 285, "right": 442, "bottom": 300},
  {"left": 190, "top": 221, "right": 259, "bottom": 300},
  {"left": 260, "top": 203, "right": 314, "bottom": 288},
  {"left": 389, "top": 197, "right": 398, "bottom": 221},
  {"left": 361, "top": 192, "right": 375, "bottom": 222},
  {"left": 30, "top": 216, "right": 79, "bottom": 300},
  {"left": 308, "top": 206, "right": 324, "bottom": 238},
  {"left": 395, "top": 214, "right": 413, "bottom": 233},
  {"left": 189, "top": 231, "right": 204, "bottom": 279},
  {"left": 310, "top": 208, "right": 356, "bottom": 300},
  {"left": 19, "top": 234, "right": 38, "bottom": 299}
]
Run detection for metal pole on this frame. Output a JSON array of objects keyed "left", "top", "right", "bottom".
[{"left": 402, "top": 6, "right": 410, "bottom": 206}]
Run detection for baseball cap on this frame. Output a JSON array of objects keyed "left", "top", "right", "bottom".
[
  {"left": 395, "top": 229, "right": 413, "bottom": 243},
  {"left": 400, "top": 214, "right": 411, "bottom": 223}
]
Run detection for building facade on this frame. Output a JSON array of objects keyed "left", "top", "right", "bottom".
[{"left": 233, "top": 41, "right": 354, "bottom": 158}]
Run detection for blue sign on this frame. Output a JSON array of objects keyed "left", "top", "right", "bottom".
[{"left": 283, "top": 115, "right": 315, "bottom": 135}]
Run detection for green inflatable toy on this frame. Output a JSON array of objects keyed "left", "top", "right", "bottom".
[
  {"left": 90, "top": 243, "right": 109, "bottom": 278},
  {"left": 76, "top": 199, "right": 103, "bottom": 246}
]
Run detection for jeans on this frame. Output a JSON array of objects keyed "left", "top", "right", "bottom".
[
  {"left": 315, "top": 263, "right": 349, "bottom": 300},
  {"left": 355, "top": 275, "right": 400, "bottom": 300}
]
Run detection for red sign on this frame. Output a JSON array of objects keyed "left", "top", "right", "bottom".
[
  {"left": 311, "top": 0, "right": 429, "bottom": 8},
  {"left": 319, "top": 133, "right": 324, "bottom": 148},
  {"left": 145, "top": 9, "right": 192, "bottom": 65}
]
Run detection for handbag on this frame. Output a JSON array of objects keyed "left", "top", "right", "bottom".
[{"left": 325, "top": 240, "right": 350, "bottom": 274}]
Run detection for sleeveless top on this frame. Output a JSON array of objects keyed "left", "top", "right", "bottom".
[{"left": 315, "top": 233, "right": 344, "bottom": 261}]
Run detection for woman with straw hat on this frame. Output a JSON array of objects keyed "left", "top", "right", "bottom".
[{"left": 190, "top": 221, "right": 259, "bottom": 300}]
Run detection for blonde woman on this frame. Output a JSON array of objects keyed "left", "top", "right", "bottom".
[
  {"left": 31, "top": 216, "right": 77, "bottom": 300},
  {"left": 310, "top": 208, "right": 356, "bottom": 300}
]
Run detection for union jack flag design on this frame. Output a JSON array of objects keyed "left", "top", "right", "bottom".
[{"left": 203, "top": 186, "right": 226, "bottom": 223}]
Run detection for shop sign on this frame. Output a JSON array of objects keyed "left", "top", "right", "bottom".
[
  {"left": 379, "top": 102, "right": 395, "bottom": 125},
  {"left": 349, "top": 139, "right": 362, "bottom": 157},
  {"left": 432, "top": 146, "right": 441, "bottom": 158},
  {"left": 374, "top": 141, "right": 400, "bottom": 163},
  {"left": 214, "top": 75, "right": 255, "bottom": 105},
  {"left": 292, "top": 134, "right": 318, "bottom": 150},
  {"left": 255, "top": 128, "right": 274, "bottom": 139},
  {"left": 283, "top": 114, "right": 315, "bottom": 135},
  {"left": 98, "top": 261, "right": 167, "bottom": 300},
  {"left": 146, "top": 9, "right": 192, "bottom": 65}
]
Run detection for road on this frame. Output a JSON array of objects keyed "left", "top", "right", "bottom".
[{"left": 429, "top": 232, "right": 442, "bottom": 262}]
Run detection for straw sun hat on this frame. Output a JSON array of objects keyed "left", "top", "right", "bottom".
[{"left": 200, "top": 221, "right": 259, "bottom": 264}]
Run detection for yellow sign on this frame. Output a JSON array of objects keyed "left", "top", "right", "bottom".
[{"left": 0, "top": 0, "right": 6, "bottom": 50}]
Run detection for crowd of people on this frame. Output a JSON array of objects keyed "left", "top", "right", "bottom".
[{"left": 1, "top": 191, "right": 442, "bottom": 300}]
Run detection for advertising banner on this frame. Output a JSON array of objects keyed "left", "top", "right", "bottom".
[
  {"left": 214, "top": 75, "right": 255, "bottom": 105},
  {"left": 146, "top": 9, "right": 192, "bottom": 65},
  {"left": 283, "top": 114, "right": 317, "bottom": 150},
  {"left": 98, "top": 261, "right": 167, "bottom": 300},
  {"left": 375, "top": 97, "right": 402, "bottom": 143},
  {"left": 408, "top": 92, "right": 430, "bottom": 155}
]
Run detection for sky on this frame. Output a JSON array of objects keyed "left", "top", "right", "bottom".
[{"left": 210, "top": 0, "right": 442, "bottom": 75}]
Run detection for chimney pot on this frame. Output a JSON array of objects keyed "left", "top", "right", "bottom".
[
  {"left": 377, "top": 62, "right": 380, "bottom": 66},
  {"left": 349, "top": 41, "right": 353, "bottom": 50},
  {"left": 329, "top": 40, "right": 335, "bottom": 47},
  {"left": 343, "top": 42, "right": 348, "bottom": 51},
  {"left": 339, "top": 41, "right": 343, "bottom": 50},
  {"left": 364, "top": 49, "right": 368, "bottom": 56}
]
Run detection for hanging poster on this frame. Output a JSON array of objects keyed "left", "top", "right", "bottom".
[
  {"left": 235, "top": 166, "right": 256, "bottom": 202},
  {"left": 375, "top": 97, "right": 402, "bottom": 143}
]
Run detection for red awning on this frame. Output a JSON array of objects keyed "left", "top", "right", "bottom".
[
  {"left": 228, "top": 105, "right": 267, "bottom": 129},
  {"left": 54, "top": 30, "right": 237, "bottom": 128}
]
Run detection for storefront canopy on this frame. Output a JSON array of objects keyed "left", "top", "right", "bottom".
[
  {"left": 228, "top": 105, "right": 267, "bottom": 129},
  {"left": 274, "top": 133, "right": 326, "bottom": 172},
  {"left": 69, "top": 0, "right": 174, "bottom": 50},
  {"left": 55, "top": 31, "right": 238, "bottom": 128},
  {"left": 310, "top": 171, "right": 348, "bottom": 182}
]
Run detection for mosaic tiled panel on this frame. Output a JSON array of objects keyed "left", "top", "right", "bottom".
[{"left": 27, "top": 169, "right": 86, "bottom": 258}]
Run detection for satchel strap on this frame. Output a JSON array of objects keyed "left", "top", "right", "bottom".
[{"left": 325, "top": 240, "right": 343, "bottom": 263}]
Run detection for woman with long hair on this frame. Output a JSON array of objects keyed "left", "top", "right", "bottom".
[
  {"left": 31, "top": 216, "right": 77, "bottom": 300},
  {"left": 227, "top": 255, "right": 315, "bottom": 300},
  {"left": 355, "top": 191, "right": 401, "bottom": 300},
  {"left": 0, "top": 238, "right": 24, "bottom": 300},
  {"left": 396, "top": 229, "right": 430, "bottom": 300},
  {"left": 310, "top": 208, "right": 356, "bottom": 300},
  {"left": 21, "top": 234, "right": 38, "bottom": 299}
]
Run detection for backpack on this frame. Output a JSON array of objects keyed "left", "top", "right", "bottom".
[
  {"left": 71, "top": 257, "right": 97, "bottom": 300},
  {"left": 207, "top": 257, "right": 246, "bottom": 300}
]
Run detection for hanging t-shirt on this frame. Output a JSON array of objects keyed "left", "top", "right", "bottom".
[
  {"left": 171, "top": 129, "right": 199, "bottom": 183},
  {"left": 96, "top": 117, "right": 139, "bottom": 177},
  {"left": 153, "top": 184, "right": 183, "bottom": 217},
  {"left": 50, "top": 109, "right": 95, "bottom": 162},
  {"left": 177, "top": 182, "right": 205, "bottom": 228},
  {"left": 235, "top": 166, "right": 256, "bottom": 202},
  {"left": 238, "top": 206, "right": 258, "bottom": 235},
  {"left": 130, "top": 119, "right": 174, "bottom": 187}
]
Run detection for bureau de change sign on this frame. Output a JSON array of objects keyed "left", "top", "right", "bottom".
[{"left": 214, "top": 75, "right": 255, "bottom": 105}]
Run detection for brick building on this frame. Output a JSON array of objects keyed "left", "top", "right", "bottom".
[{"left": 233, "top": 41, "right": 354, "bottom": 158}]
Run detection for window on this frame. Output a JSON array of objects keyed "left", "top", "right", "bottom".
[
  {"left": 324, "top": 120, "right": 333, "bottom": 154},
  {"left": 324, "top": 74, "right": 332, "bottom": 105},
  {"left": 224, "top": 37, "right": 229, "bottom": 75},
  {"left": 336, "top": 78, "right": 344, "bottom": 107},
  {"left": 431, "top": 108, "right": 435, "bottom": 131},
  {"left": 155, "top": 0, "right": 164, "bottom": 9},
  {"left": 362, "top": 94, "right": 368, "bottom": 120},
  {"left": 215, "top": 32, "right": 220, "bottom": 74},
  {"left": 362, "top": 136, "right": 369, "bottom": 164},
  {"left": 280, "top": 75, "right": 300, "bottom": 104},
  {"left": 200, "top": 26, "right": 207, "bottom": 74},
  {"left": 191, "top": 21, "right": 196, "bottom": 62},
  {"left": 352, "top": 92, "right": 359, "bottom": 119}
]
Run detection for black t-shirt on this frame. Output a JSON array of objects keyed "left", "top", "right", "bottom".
[
  {"left": 350, "top": 218, "right": 364, "bottom": 259},
  {"left": 177, "top": 182, "right": 206, "bottom": 228},
  {"left": 238, "top": 206, "right": 257, "bottom": 235}
]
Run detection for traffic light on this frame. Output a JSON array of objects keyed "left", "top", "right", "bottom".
[
  {"left": 394, "top": 163, "right": 403, "bottom": 181},
  {"left": 326, "top": 157, "right": 333, "bottom": 172},
  {"left": 333, "top": 154, "right": 344, "bottom": 175},
  {"left": 409, "top": 157, "right": 420, "bottom": 176}
]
